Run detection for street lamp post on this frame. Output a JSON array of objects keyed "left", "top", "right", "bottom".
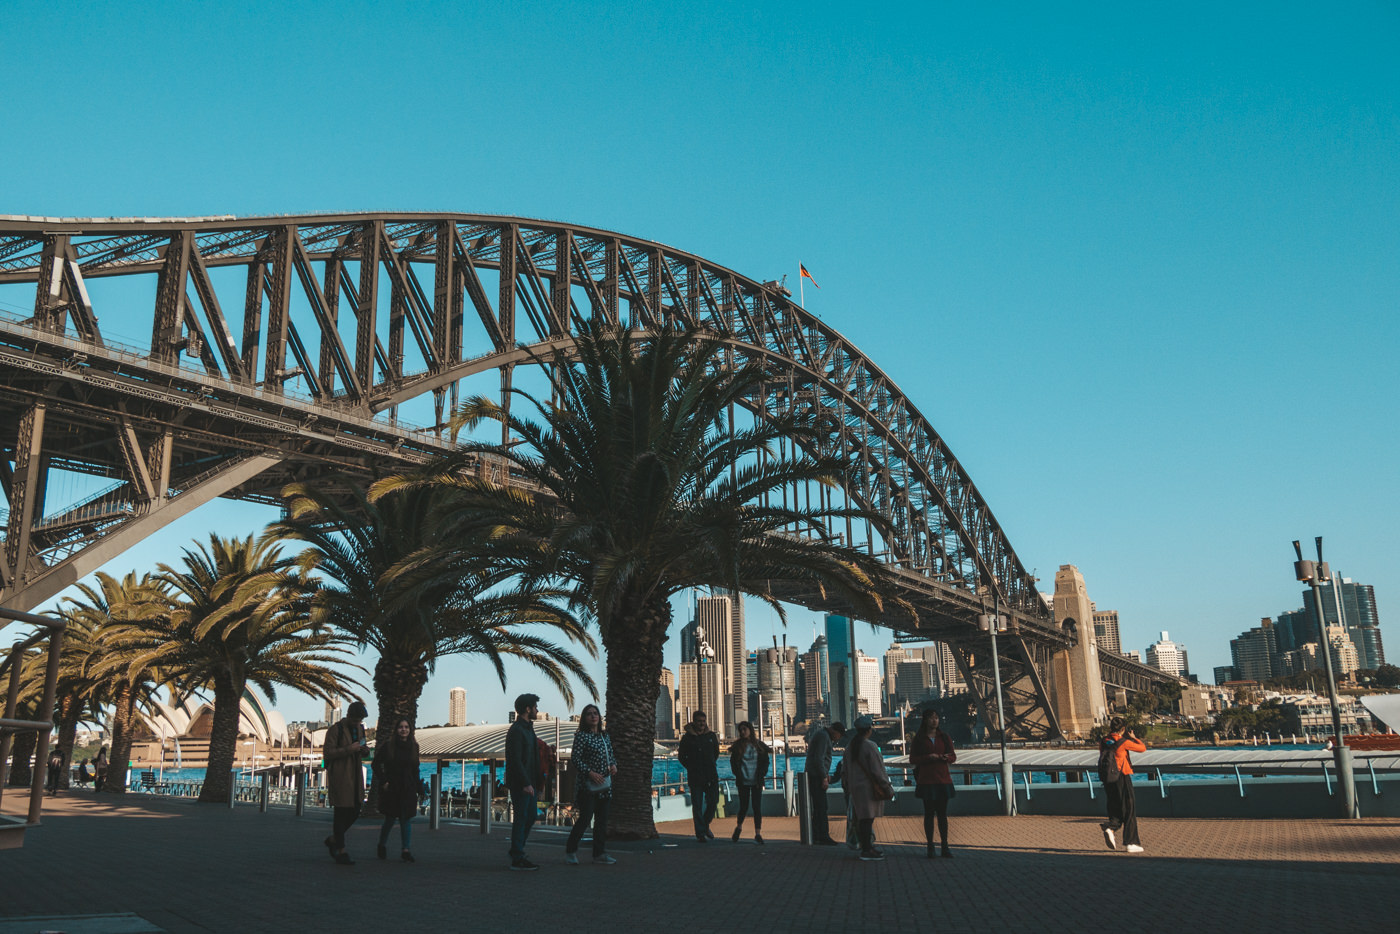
[
  {"left": 979, "top": 583, "right": 1014, "bottom": 816},
  {"left": 1293, "top": 537, "right": 1358, "bottom": 818}
]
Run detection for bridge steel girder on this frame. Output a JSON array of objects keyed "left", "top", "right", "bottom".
[{"left": 0, "top": 213, "right": 1073, "bottom": 734}]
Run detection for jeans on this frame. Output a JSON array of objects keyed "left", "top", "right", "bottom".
[
  {"left": 688, "top": 776, "right": 718, "bottom": 837},
  {"left": 332, "top": 805, "right": 360, "bottom": 850},
  {"left": 806, "top": 771, "right": 833, "bottom": 841},
  {"left": 510, "top": 789, "right": 538, "bottom": 859},
  {"left": 378, "top": 815, "right": 413, "bottom": 851},
  {"left": 1104, "top": 777, "right": 1140, "bottom": 846},
  {"left": 566, "top": 792, "right": 611, "bottom": 857},
  {"left": 735, "top": 784, "right": 763, "bottom": 830}
]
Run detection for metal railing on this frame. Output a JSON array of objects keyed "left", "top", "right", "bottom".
[{"left": 0, "top": 607, "right": 67, "bottom": 846}]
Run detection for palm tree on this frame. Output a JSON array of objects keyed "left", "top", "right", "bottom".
[
  {"left": 66, "top": 571, "right": 172, "bottom": 794},
  {"left": 125, "top": 533, "right": 358, "bottom": 804},
  {"left": 381, "top": 323, "right": 900, "bottom": 838},
  {"left": 272, "top": 482, "right": 598, "bottom": 744},
  {"left": 47, "top": 608, "right": 109, "bottom": 790}
]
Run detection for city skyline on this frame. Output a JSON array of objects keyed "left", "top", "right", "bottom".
[{"left": 3, "top": 3, "right": 1395, "bottom": 725}]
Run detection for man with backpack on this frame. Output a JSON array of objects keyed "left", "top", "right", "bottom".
[{"left": 1099, "top": 716, "right": 1147, "bottom": 853}]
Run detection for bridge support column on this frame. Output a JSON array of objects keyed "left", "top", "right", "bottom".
[{"left": 1047, "top": 565, "right": 1107, "bottom": 737}]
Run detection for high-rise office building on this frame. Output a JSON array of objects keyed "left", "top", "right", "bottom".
[
  {"left": 801, "top": 635, "right": 830, "bottom": 721},
  {"left": 656, "top": 668, "right": 676, "bottom": 740},
  {"left": 695, "top": 593, "right": 745, "bottom": 737},
  {"left": 324, "top": 697, "right": 342, "bottom": 723},
  {"left": 448, "top": 687, "right": 467, "bottom": 727},
  {"left": 755, "top": 645, "right": 799, "bottom": 737},
  {"left": 825, "top": 615, "right": 855, "bottom": 723},
  {"left": 1305, "top": 577, "right": 1385, "bottom": 670},
  {"left": 678, "top": 660, "right": 725, "bottom": 735},
  {"left": 1093, "top": 608, "right": 1122, "bottom": 656},
  {"left": 883, "top": 643, "right": 911, "bottom": 712},
  {"left": 1146, "top": 631, "right": 1188, "bottom": 677},
  {"left": 894, "top": 658, "right": 937, "bottom": 708},
  {"left": 1213, "top": 665, "right": 1237, "bottom": 685},
  {"left": 855, "top": 652, "right": 881, "bottom": 716},
  {"left": 1230, "top": 620, "right": 1276, "bottom": 683},
  {"left": 1327, "top": 625, "right": 1362, "bottom": 676}
]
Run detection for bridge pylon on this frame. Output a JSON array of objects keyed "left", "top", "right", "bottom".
[{"left": 1047, "top": 564, "right": 1108, "bottom": 737}]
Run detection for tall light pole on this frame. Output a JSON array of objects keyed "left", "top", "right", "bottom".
[
  {"left": 979, "top": 581, "right": 1014, "bottom": 817},
  {"left": 1293, "top": 537, "right": 1358, "bottom": 818}
]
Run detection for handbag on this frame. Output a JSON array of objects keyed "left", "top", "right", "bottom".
[
  {"left": 855, "top": 750, "right": 894, "bottom": 801},
  {"left": 585, "top": 774, "right": 612, "bottom": 794}
]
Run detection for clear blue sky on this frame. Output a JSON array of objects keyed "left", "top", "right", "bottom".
[{"left": 3, "top": 1, "right": 1396, "bottom": 723}]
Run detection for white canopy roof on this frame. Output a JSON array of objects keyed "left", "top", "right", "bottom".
[{"left": 415, "top": 722, "right": 668, "bottom": 759}]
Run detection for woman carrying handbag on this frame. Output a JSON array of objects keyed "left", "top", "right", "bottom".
[
  {"left": 909, "top": 708, "right": 957, "bottom": 858},
  {"left": 565, "top": 704, "right": 618, "bottom": 865},
  {"left": 843, "top": 714, "right": 895, "bottom": 862}
]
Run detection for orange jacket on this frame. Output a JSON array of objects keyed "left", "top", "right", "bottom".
[{"left": 1110, "top": 732, "right": 1146, "bottom": 776}]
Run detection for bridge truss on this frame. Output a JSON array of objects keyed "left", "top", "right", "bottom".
[{"left": 0, "top": 212, "right": 1101, "bottom": 738}]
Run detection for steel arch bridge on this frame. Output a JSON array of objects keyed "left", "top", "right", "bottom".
[{"left": 0, "top": 212, "right": 1174, "bottom": 738}]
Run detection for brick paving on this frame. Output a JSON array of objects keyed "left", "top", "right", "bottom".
[{"left": 3, "top": 789, "right": 1398, "bottom": 933}]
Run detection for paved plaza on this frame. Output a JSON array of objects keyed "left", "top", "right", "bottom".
[{"left": 3, "top": 789, "right": 1398, "bottom": 933}]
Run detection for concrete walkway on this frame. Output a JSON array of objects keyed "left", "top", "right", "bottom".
[{"left": 3, "top": 789, "right": 1398, "bottom": 933}]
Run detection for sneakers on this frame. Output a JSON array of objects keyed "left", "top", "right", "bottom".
[
  {"left": 1101, "top": 823, "right": 1117, "bottom": 850},
  {"left": 1125, "top": 844, "right": 1144, "bottom": 854},
  {"left": 334, "top": 852, "right": 354, "bottom": 865},
  {"left": 858, "top": 848, "right": 885, "bottom": 861},
  {"left": 593, "top": 854, "right": 617, "bottom": 865},
  {"left": 401, "top": 850, "right": 415, "bottom": 863},
  {"left": 510, "top": 858, "right": 540, "bottom": 871},
  {"left": 564, "top": 853, "right": 579, "bottom": 865}
]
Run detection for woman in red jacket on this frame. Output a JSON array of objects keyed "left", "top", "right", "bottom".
[
  {"left": 1100, "top": 716, "right": 1147, "bottom": 854},
  {"left": 909, "top": 708, "right": 957, "bottom": 858}
]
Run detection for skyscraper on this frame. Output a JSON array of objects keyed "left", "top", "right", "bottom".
[
  {"left": 855, "top": 652, "right": 881, "bottom": 716},
  {"left": 883, "top": 643, "right": 911, "bottom": 713},
  {"left": 825, "top": 615, "right": 854, "bottom": 723},
  {"left": 656, "top": 668, "right": 676, "bottom": 740},
  {"left": 801, "top": 635, "right": 830, "bottom": 721},
  {"left": 1305, "top": 577, "right": 1385, "bottom": 670},
  {"left": 448, "top": 687, "right": 467, "bottom": 727},
  {"left": 695, "top": 593, "right": 745, "bottom": 737},
  {"left": 1229, "top": 620, "right": 1276, "bottom": 682},
  {"left": 1092, "top": 608, "right": 1122, "bottom": 656},
  {"left": 755, "top": 645, "right": 799, "bottom": 737},
  {"left": 678, "top": 660, "right": 725, "bottom": 734},
  {"left": 1146, "top": 631, "right": 1187, "bottom": 677}
]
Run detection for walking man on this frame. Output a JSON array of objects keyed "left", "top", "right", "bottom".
[
  {"left": 677, "top": 711, "right": 720, "bottom": 841},
  {"left": 323, "top": 700, "right": 370, "bottom": 865},
  {"left": 1099, "top": 716, "right": 1147, "bottom": 854},
  {"left": 506, "top": 693, "right": 542, "bottom": 870},
  {"left": 803, "top": 720, "right": 845, "bottom": 845}
]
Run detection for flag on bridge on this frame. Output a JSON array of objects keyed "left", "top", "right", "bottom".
[{"left": 799, "top": 263, "right": 820, "bottom": 288}]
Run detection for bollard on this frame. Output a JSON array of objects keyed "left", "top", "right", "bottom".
[
  {"left": 796, "top": 778, "right": 811, "bottom": 845},
  {"left": 784, "top": 766, "right": 796, "bottom": 816},
  {"left": 295, "top": 770, "right": 305, "bottom": 816},
  {"left": 430, "top": 773, "right": 441, "bottom": 830},
  {"left": 479, "top": 763, "right": 494, "bottom": 835},
  {"left": 228, "top": 770, "right": 237, "bottom": 809},
  {"left": 1001, "top": 760, "right": 1016, "bottom": 816},
  {"left": 1338, "top": 744, "right": 1360, "bottom": 818},
  {"left": 259, "top": 773, "right": 269, "bottom": 813}
]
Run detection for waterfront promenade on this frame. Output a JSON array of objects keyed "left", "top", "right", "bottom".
[{"left": 3, "top": 790, "right": 1398, "bottom": 933}]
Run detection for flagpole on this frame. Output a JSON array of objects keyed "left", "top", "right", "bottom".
[{"left": 799, "top": 263, "right": 804, "bottom": 309}]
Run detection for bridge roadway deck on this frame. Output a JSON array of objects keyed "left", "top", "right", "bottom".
[{"left": 3, "top": 788, "right": 1396, "bottom": 933}]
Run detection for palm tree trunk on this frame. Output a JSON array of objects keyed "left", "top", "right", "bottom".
[
  {"left": 372, "top": 655, "right": 429, "bottom": 741},
  {"left": 55, "top": 695, "right": 81, "bottom": 789},
  {"left": 6, "top": 730, "right": 37, "bottom": 786},
  {"left": 370, "top": 655, "right": 429, "bottom": 812},
  {"left": 105, "top": 685, "right": 138, "bottom": 794},
  {"left": 199, "top": 675, "right": 245, "bottom": 804},
  {"left": 603, "top": 597, "right": 670, "bottom": 840}
]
